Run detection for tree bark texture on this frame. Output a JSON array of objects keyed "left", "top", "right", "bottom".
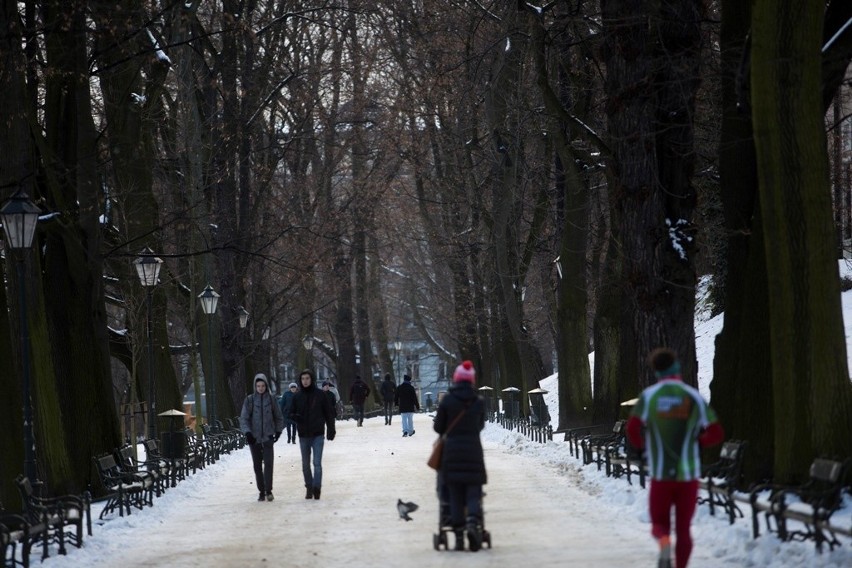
[{"left": 751, "top": 0, "right": 852, "bottom": 480}]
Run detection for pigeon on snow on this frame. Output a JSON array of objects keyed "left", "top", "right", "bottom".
[{"left": 397, "top": 499, "right": 418, "bottom": 521}]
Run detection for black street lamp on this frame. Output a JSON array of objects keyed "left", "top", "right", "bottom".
[
  {"left": 133, "top": 248, "right": 163, "bottom": 441},
  {"left": 1, "top": 191, "right": 41, "bottom": 484},
  {"left": 238, "top": 307, "right": 249, "bottom": 394},
  {"left": 198, "top": 285, "right": 220, "bottom": 426}
]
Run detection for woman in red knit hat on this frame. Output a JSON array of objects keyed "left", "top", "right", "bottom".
[{"left": 433, "top": 360, "right": 487, "bottom": 551}]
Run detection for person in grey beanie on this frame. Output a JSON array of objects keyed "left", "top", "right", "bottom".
[{"left": 239, "top": 373, "right": 285, "bottom": 501}]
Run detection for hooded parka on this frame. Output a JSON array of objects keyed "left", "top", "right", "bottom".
[{"left": 240, "top": 374, "right": 285, "bottom": 443}]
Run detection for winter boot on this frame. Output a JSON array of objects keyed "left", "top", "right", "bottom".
[
  {"left": 466, "top": 517, "right": 483, "bottom": 552},
  {"left": 313, "top": 487, "right": 321, "bottom": 500},
  {"left": 305, "top": 486, "right": 313, "bottom": 499},
  {"left": 453, "top": 529, "right": 465, "bottom": 551},
  {"left": 258, "top": 492, "right": 266, "bottom": 502},
  {"left": 266, "top": 492, "right": 274, "bottom": 502}
]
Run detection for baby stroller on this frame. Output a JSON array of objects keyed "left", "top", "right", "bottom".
[{"left": 432, "top": 474, "right": 492, "bottom": 551}]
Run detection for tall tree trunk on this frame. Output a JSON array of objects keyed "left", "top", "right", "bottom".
[
  {"left": 711, "top": 0, "right": 775, "bottom": 482},
  {"left": 94, "top": 0, "right": 181, "bottom": 439},
  {"left": 751, "top": 0, "right": 852, "bottom": 480}
]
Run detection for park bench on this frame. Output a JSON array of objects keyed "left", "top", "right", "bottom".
[
  {"left": 1, "top": 506, "right": 44, "bottom": 568},
  {"left": 560, "top": 423, "right": 614, "bottom": 459},
  {"left": 697, "top": 440, "right": 748, "bottom": 524},
  {"left": 581, "top": 420, "right": 626, "bottom": 470},
  {"left": 115, "top": 444, "right": 167, "bottom": 498},
  {"left": 14, "top": 476, "right": 88, "bottom": 558},
  {"left": 750, "top": 457, "right": 851, "bottom": 552},
  {"left": 182, "top": 429, "right": 208, "bottom": 472},
  {"left": 200, "top": 424, "right": 225, "bottom": 461},
  {"left": 604, "top": 434, "right": 647, "bottom": 488},
  {"left": 143, "top": 437, "right": 187, "bottom": 486},
  {"left": 223, "top": 418, "right": 246, "bottom": 449},
  {"left": 816, "top": 484, "right": 852, "bottom": 547},
  {"left": 92, "top": 453, "right": 151, "bottom": 518}
]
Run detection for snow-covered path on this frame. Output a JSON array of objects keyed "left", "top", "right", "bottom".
[{"left": 38, "top": 414, "right": 849, "bottom": 567}]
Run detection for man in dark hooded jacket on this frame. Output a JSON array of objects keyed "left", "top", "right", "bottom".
[
  {"left": 349, "top": 375, "right": 370, "bottom": 427},
  {"left": 433, "top": 361, "right": 486, "bottom": 551},
  {"left": 290, "top": 369, "right": 336, "bottom": 500},
  {"left": 239, "top": 373, "right": 285, "bottom": 501}
]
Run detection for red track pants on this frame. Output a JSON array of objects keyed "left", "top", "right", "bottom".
[{"left": 648, "top": 479, "right": 699, "bottom": 568}]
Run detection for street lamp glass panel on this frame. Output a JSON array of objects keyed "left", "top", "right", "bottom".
[
  {"left": 133, "top": 247, "right": 163, "bottom": 287},
  {"left": 238, "top": 307, "right": 249, "bottom": 328},
  {"left": 394, "top": 341, "right": 402, "bottom": 351},
  {"left": 262, "top": 327, "right": 270, "bottom": 341},
  {"left": 302, "top": 336, "right": 313, "bottom": 350},
  {"left": 198, "top": 285, "right": 220, "bottom": 314},
  {"left": 0, "top": 191, "right": 41, "bottom": 250}
]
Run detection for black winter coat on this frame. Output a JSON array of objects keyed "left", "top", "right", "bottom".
[
  {"left": 380, "top": 379, "right": 396, "bottom": 403},
  {"left": 395, "top": 381, "right": 420, "bottom": 413},
  {"left": 433, "top": 383, "right": 487, "bottom": 485},
  {"left": 290, "top": 383, "right": 336, "bottom": 438}
]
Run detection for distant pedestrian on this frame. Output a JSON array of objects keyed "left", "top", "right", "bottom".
[
  {"left": 290, "top": 369, "right": 336, "bottom": 500},
  {"left": 395, "top": 374, "right": 420, "bottom": 437},
  {"left": 349, "top": 375, "right": 370, "bottom": 427},
  {"left": 626, "top": 348, "right": 724, "bottom": 568},
  {"left": 323, "top": 380, "right": 339, "bottom": 419},
  {"left": 434, "top": 361, "right": 487, "bottom": 551},
  {"left": 279, "top": 382, "right": 298, "bottom": 443},
  {"left": 380, "top": 373, "right": 397, "bottom": 425},
  {"left": 239, "top": 373, "right": 285, "bottom": 502}
]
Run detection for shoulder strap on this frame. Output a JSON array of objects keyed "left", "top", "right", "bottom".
[{"left": 444, "top": 402, "right": 471, "bottom": 436}]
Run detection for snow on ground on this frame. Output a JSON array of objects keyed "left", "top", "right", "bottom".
[
  {"left": 36, "top": 413, "right": 851, "bottom": 568},
  {"left": 32, "top": 264, "right": 852, "bottom": 567}
]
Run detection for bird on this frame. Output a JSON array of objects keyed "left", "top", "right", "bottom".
[{"left": 397, "top": 499, "right": 418, "bottom": 521}]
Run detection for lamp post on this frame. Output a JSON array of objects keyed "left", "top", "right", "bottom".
[
  {"left": 1, "top": 191, "right": 41, "bottom": 484},
  {"left": 238, "top": 307, "right": 249, "bottom": 394},
  {"left": 198, "top": 285, "right": 220, "bottom": 427},
  {"left": 394, "top": 340, "right": 402, "bottom": 384},
  {"left": 133, "top": 248, "right": 163, "bottom": 441}
]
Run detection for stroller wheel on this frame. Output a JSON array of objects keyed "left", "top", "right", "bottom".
[{"left": 433, "top": 533, "right": 440, "bottom": 550}]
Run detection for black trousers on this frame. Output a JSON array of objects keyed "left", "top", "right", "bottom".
[
  {"left": 353, "top": 403, "right": 365, "bottom": 423},
  {"left": 249, "top": 439, "right": 275, "bottom": 493},
  {"left": 383, "top": 401, "right": 394, "bottom": 422}
]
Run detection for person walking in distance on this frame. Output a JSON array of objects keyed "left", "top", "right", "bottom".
[
  {"left": 278, "top": 382, "right": 298, "bottom": 443},
  {"left": 290, "top": 369, "right": 336, "bottom": 500},
  {"left": 395, "top": 374, "right": 420, "bottom": 437},
  {"left": 349, "top": 375, "right": 370, "bottom": 427},
  {"left": 433, "top": 361, "right": 487, "bottom": 551},
  {"left": 626, "top": 348, "right": 724, "bottom": 568},
  {"left": 239, "top": 373, "right": 285, "bottom": 502},
  {"left": 322, "top": 380, "right": 339, "bottom": 419},
  {"left": 380, "top": 373, "right": 397, "bottom": 425}
]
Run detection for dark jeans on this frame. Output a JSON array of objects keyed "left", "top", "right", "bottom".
[
  {"left": 447, "top": 483, "right": 483, "bottom": 528},
  {"left": 352, "top": 403, "right": 365, "bottom": 424},
  {"left": 299, "top": 435, "right": 325, "bottom": 488},
  {"left": 285, "top": 420, "right": 296, "bottom": 441},
  {"left": 383, "top": 400, "right": 394, "bottom": 423},
  {"left": 249, "top": 439, "right": 275, "bottom": 494}
]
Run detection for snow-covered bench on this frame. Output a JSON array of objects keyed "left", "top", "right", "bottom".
[
  {"left": 750, "top": 457, "right": 851, "bottom": 552},
  {"left": 698, "top": 440, "right": 748, "bottom": 524}
]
